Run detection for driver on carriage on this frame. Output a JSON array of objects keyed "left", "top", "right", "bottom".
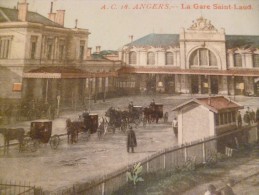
[
  {"left": 150, "top": 99, "right": 156, "bottom": 109},
  {"left": 128, "top": 101, "right": 134, "bottom": 113}
]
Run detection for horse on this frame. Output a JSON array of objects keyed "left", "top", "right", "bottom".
[
  {"left": 0, "top": 128, "right": 25, "bottom": 154},
  {"left": 66, "top": 119, "right": 79, "bottom": 144},
  {"left": 143, "top": 106, "right": 158, "bottom": 123}
]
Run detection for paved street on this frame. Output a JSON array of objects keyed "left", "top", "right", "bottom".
[
  {"left": 0, "top": 95, "right": 186, "bottom": 192},
  {"left": 0, "top": 94, "right": 258, "bottom": 192}
]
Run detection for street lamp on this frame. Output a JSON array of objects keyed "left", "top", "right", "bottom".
[{"left": 89, "top": 78, "right": 92, "bottom": 111}]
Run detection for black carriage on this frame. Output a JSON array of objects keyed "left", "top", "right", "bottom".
[
  {"left": 23, "top": 120, "right": 60, "bottom": 151},
  {"left": 67, "top": 113, "right": 98, "bottom": 143},
  {"left": 105, "top": 107, "right": 128, "bottom": 133}
]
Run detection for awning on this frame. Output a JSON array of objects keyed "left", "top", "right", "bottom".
[
  {"left": 118, "top": 66, "right": 259, "bottom": 77},
  {"left": 23, "top": 66, "right": 118, "bottom": 79}
]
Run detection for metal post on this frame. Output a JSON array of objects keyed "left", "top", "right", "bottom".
[
  {"left": 202, "top": 139, "right": 206, "bottom": 163},
  {"left": 45, "top": 79, "right": 49, "bottom": 103}
]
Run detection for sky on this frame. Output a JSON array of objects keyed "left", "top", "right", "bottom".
[{"left": 0, "top": 0, "right": 259, "bottom": 50}]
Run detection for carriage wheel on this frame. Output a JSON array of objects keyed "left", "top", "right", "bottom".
[
  {"left": 23, "top": 137, "right": 38, "bottom": 152},
  {"left": 49, "top": 135, "right": 60, "bottom": 149},
  {"left": 85, "top": 131, "right": 91, "bottom": 141}
]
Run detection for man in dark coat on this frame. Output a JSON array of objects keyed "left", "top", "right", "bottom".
[{"left": 127, "top": 126, "right": 137, "bottom": 153}]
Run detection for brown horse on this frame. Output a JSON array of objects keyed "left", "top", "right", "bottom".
[
  {"left": 0, "top": 128, "right": 25, "bottom": 154},
  {"left": 66, "top": 119, "right": 79, "bottom": 144}
]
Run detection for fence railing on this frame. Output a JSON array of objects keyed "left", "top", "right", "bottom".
[
  {"left": 53, "top": 125, "right": 258, "bottom": 195},
  {"left": 0, "top": 180, "right": 42, "bottom": 195}
]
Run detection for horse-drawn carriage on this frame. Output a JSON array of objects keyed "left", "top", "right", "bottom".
[
  {"left": 0, "top": 120, "right": 59, "bottom": 154},
  {"left": 105, "top": 107, "right": 128, "bottom": 133},
  {"left": 66, "top": 113, "right": 98, "bottom": 143},
  {"left": 143, "top": 103, "right": 163, "bottom": 124},
  {"left": 23, "top": 120, "right": 60, "bottom": 152}
]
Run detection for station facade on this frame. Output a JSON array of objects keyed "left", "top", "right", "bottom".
[{"left": 118, "top": 16, "right": 259, "bottom": 96}]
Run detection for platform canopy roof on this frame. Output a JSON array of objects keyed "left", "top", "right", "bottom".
[
  {"left": 118, "top": 66, "right": 259, "bottom": 77},
  {"left": 23, "top": 66, "right": 118, "bottom": 79},
  {"left": 172, "top": 96, "right": 244, "bottom": 113}
]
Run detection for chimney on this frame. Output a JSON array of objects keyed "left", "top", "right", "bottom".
[
  {"left": 87, "top": 47, "right": 92, "bottom": 58},
  {"left": 17, "top": 0, "right": 28, "bottom": 22},
  {"left": 96, "top": 46, "right": 101, "bottom": 54},
  {"left": 50, "top": 2, "right": 53, "bottom": 13},
  {"left": 75, "top": 19, "right": 78, "bottom": 28},
  {"left": 48, "top": 2, "right": 56, "bottom": 22},
  {"left": 55, "top": 10, "right": 65, "bottom": 26},
  {"left": 129, "top": 35, "right": 134, "bottom": 42}
]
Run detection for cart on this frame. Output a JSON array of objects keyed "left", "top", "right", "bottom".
[{"left": 23, "top": 120, "right": 60, "bottom": 152}]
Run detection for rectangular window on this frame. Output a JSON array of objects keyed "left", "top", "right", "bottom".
[
  {"left": 47, "top": 45, "right": 52, "bottom": 60},
  {"left": 46, "top": 38, "right": 54, "bottom": 60},
  {"left": 30, "top": 36, "right": 37, "bottom": 59},
  {"left": 59, "top": 39, "right": 65, "bottom": 60},
  {"left": 59, "top": 45, "right": 65, "bottom": 60},
  {"left": 0, "top": 38, "right": 11, "bottom": 59},
  {"left": 80, "top": 40, "right": 85, "bottom": 60}
]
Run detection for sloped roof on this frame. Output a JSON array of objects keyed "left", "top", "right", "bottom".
[
  {"left": 226, "top": 35, "right": 259, "bottom": 49},
  {"left": 126, "top": 33, "right": 179, "bottom": 47},
  {"left": 0, "top": 7, "right": 62, "bottom": 27},
  {"left": 124, "top": 33, "right": 259, "bottom": 49},
  {"left": 23, "top": 66, "right": 118, "bottom": 78},
  {"left": 172, "top": 96, "right": 243, "bottom": 113}
]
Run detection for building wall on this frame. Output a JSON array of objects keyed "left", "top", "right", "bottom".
[{"left": 178, "top": 103, "right": 211, "bottom": 145}]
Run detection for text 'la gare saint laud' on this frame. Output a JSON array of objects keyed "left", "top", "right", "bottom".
[{"left": 181, "top": 3, "right": 252, "bottom": 10}]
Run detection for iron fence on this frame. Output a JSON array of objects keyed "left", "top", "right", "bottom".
[{"left": 0, "top": 180, "right": 42, "bottom": 195}]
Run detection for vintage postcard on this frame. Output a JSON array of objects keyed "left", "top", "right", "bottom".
[{"left": 0, "top": 0, "right": 259, "bottom": 194}]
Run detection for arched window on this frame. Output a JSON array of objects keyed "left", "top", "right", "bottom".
[
  {"left": 253, "top": 54, "right": 259, "bottom": 67},
  {"left": 234, "top": 54, "right": 242, "bottom": 67},
  {"left": 147, "top": 52, "right": 155, "bottom": 65},
  {"left": 165, "top": 52, "right": 174, "bottom": 65},
  {"left": 129, "top": 51, "right": 137, "bottom": 65},
  {"left": 189, "top": 48, "right": 217, "bottom": 66}
]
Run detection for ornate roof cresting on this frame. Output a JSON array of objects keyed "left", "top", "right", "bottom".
[{"left": 188, "top": 16, "right": 217, "bottom": 31}]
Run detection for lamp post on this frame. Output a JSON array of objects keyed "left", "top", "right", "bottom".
[
  {"left": 232, "top": 75, "right": 235, "bottom": 100},
  {"left": 89, "top": 78, "right": 92, "bottom": 111}
]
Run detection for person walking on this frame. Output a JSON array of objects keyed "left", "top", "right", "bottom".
[
  {"left": 127, "top": 126, "right": 137, "bottom": 153},
  {"left": 172, "top": 117, "right": 178, "bottom": 137},
  {"left": 236, "top": 111, "right": 242, "bottom": 128}
]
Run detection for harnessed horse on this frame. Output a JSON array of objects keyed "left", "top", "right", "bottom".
[
  {"left": 0, "top": 128, "right": 25, "bottom": 154},
  {"left": 66, "top": 119, "right": 79, "bottom": 144}
]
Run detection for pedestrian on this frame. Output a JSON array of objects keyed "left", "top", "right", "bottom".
[
  {"left": 204, "top": 184, "right": 218, "bottom": 195},
  {"left": 243, "top": 111, "right": 251, "bottom": 125},
  {"left": 221, "top": 178, "right": 235, "bottom": 195},
  {"left": 127, "top": 126, "right": 137, "bottom": 153},
  {"left": 236, "top": 111, "right": 242, "bottom": 128},
  {"left": 249, "top": 109, "right": 255, "bottom": 124},
  {"left": 172, "top": 117, "right": 178, "bottom": 137}
]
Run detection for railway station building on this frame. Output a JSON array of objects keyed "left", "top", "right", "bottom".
[
  {"left": 0, "top": 0, "right": 121, "bottom": 115},
  {"left": 118, "top": 16, "right": 259, "bottom": 96}
]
